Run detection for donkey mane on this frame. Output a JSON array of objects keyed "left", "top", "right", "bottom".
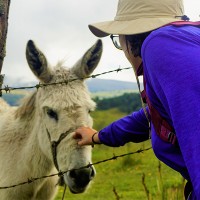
[{"left": 15, "top": 92, "right": 36, "bottom": 119}]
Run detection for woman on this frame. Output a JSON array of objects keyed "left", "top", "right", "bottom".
[{"left": 73, "top": 0, "right": 200, "bottom": 199}]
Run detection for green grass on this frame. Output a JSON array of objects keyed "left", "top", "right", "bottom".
[{"left": 55, "top": 108, "right": 185, "bottom": 200}]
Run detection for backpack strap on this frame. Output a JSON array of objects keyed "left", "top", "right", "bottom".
[
  {"left": 141, "top": 89, "right": 177, "bottom": 145},
  {"left": 137, "top": 61, "right": 177, "bottom": 145}
]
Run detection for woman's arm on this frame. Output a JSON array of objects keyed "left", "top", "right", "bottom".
[
  {"left": 98, "top": 108, "right": 150, "bottom": 147},
  {"left": 74, "top": 107, "right": 150, "bottom": 147}
]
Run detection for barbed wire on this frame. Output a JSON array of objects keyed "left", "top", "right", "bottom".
[
  {"left": 0, "top": 66, "right": 132, "bottom": 94},
  {"left": 0, "top": 147, "right": 152, "bottom": 190}
]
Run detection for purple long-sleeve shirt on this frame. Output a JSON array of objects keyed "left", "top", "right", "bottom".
[{"left": 98, "top": 24, "right": 200, "bottom": 199}]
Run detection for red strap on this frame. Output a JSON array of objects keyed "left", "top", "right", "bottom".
[
  {"left": 141, "top": 89, "right": 177, "bottom": 145},
  {"left": 169, "top": 21, "right": 200, "bottom": 26},
  {"left": 143, "top": 90, "right": 177, "bottom": 145}
]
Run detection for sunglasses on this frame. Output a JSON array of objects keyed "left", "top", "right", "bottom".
[{"left": 110, "top": 34, "right": 122, "bottom": 50}]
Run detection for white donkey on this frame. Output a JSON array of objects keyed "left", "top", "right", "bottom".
[{"left": 0, "top": 39, "right": 102, "bottom": 200}]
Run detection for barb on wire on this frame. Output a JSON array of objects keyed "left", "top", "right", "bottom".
[
  {"left": 0, "top": 66, "right": 132, "bottom": 93},
  {"left": 0, "top": 147, "right": 152, "bottom": 190}
]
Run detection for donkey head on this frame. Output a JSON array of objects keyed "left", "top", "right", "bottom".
[{"left": 26, "top": 39, "right": 102, "bottom": 193}]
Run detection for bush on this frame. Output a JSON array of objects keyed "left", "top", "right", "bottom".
[{"left": 93, "top": 92, "right": 141, "bottom": 114}]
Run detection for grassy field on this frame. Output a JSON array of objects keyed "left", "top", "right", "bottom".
[{"left": 55, "top": 108, "right": 185, "bottom": 200}]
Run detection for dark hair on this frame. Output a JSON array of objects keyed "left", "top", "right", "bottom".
[{"left": 125, "top": 32, "right": 151, "bottom": 57}]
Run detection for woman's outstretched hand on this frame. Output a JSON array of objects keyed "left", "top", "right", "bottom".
[{"left": 73, "top": 126, "right": 100, "bottom": 146}]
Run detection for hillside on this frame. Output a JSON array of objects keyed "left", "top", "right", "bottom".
[{"left": 86, "top": 78, "right": 138, "bottom": 92}]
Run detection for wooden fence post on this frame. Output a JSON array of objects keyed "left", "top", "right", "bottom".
[{"left": 0, "top": 0, "right": 10, "bottom": 96}]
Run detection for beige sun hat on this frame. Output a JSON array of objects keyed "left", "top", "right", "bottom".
[{"left": 89, "top": 0, "right": 185, "bottom": 37}]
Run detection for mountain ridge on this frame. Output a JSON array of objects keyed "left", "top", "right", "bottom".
[{"left": 86, "top": 78, "right": 138, "bottom": 92}]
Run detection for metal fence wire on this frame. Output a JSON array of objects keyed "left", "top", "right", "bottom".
[{"left": 0, "top": 67, "right": 132, "bottom": 94}]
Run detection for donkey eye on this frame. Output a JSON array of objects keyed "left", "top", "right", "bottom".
[
  {"left": 88, "top": 109, "right": 92, "bottom": 113},
  {"left": 88, "top": 108, "right": 94, "bottom": 114},
  {"left": 47, "top": 109, "right": 58, "bottom": 121}
]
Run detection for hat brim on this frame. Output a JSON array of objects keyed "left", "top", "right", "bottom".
[{"left": 89, "top": 17, "right": 182, "bottom": 37}]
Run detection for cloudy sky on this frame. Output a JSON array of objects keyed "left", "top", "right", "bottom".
[{"left": 2, "top": 0, "right": 200, "bottom": 86}]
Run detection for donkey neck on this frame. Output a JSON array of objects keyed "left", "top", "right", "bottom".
[{"left": 22, "top": 126, "right": 54, "bottom": 178}]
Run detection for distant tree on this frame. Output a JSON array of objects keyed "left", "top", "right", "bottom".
[
  {"left": 93, "top": 92, "right": 142, "bottom": 114},
  {"left": 118, "top": 93, "right": 141, "bottom": 113}
]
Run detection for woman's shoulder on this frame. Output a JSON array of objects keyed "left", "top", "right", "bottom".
[
  {"left": 143, "top": 24, "right": 200, "bottom": 47},
  {"left": 142, "top": 24, "right": 200, "bottom": 58}
]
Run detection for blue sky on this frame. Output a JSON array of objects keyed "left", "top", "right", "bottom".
[{"left": 2, "top": 0, "right": 200, "bottom": 85}]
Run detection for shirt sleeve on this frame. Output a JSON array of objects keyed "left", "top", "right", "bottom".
[
  {"left": 142, "top": 25, "right": 200, "bottom": 197},
  {"left": 98, "top": 108, "right": 150, "bottom": 147}
]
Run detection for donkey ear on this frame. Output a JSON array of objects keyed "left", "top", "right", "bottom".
[
  {"left": 26, "top": 40, "right": 52, "bottom": 83},
  {"left": 72, "top": 39, "right": 103, "bottom": 79}
]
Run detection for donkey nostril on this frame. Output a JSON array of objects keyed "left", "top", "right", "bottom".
[
  {"left": 69, "top": 170, "right": 77, "bottom": 179},
  {"left": 69, "top": 168, "right": 94, "bottom": 179},
  {"left": 68, "top": 168, "right": 95, "bottom": 188}
]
